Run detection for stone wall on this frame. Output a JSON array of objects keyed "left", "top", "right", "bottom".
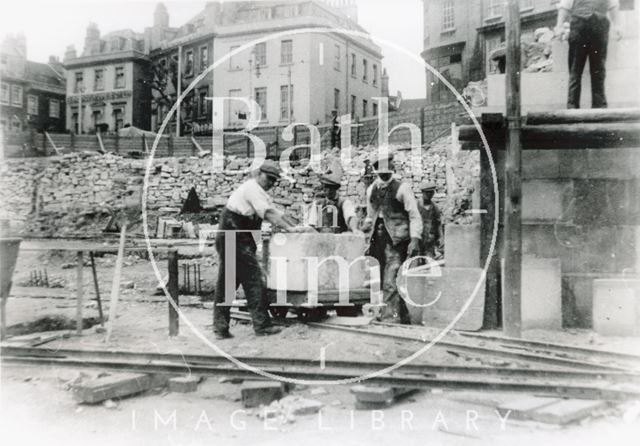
[{"left": 0, "top": 136, "right": 479, "bottom": 236}]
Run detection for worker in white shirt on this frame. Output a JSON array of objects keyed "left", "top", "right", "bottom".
[
  {"left": 307, "top": 169, "right": 360, "bottom": 233},
  {"left": 363, "top": 151, "right": 422, "bottom": 324},
  {"left": 213, "top": 159, "right": 307, "bottom": 339}
]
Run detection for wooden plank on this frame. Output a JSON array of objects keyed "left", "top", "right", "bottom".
[
  {"left": 71, "top": 372, "right": 153, "bottom": 404},
  {"left": 503, "top": 0, "right": 523, "bottom": 338},
  {"left": 89, "top": 252, "right": 104, "bottom": 326},
  {"left": 529, "top": 399, "right": 609, "bottom": 425},
  {"left": 497, "top": 396, "right": 560, "bottom": 421},
  {"left": 526, "top": 108, "right": 640, "bottom": 125},
  {"left": 105, "top": 225, "right": 127, "bottom": 343},
  {"left": 75, "top": 251, "right": 84, "bottom": 335},
  {"left": 167, "top": 250, "right": 179, "bottom": 337}
]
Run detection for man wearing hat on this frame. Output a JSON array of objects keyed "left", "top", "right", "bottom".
[
  {"left": 307, "top": 167, "right": 359, "bottom": 233},
  {"left": 364, "top": 151, "right": 422, "bottom": 324},
  {"left": 213, "top": 159, "right": 307, "bottom": 339},
  {"left": 419, "top": 182, "right": 442, "bottom": 259}
]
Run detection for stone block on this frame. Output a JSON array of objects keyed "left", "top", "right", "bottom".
[
  {"left": 168, "top": 376, "right": 200, "bottom": 393},
  {"left": 72, "top": 373, "right": 153, "bottom": 404},
  {"left": 593, "top": 278, "right": 640, "bottom": 336},
  {"left": 241, "top": 381, "right": 286, "bottom": 408},
  {"left": 521, "top": 257, "right": 562, "bottom": 330},
  {"left": 522, "top": 180, "right": 570, "bottom": 222},
  {"left": 444, "top": 224, "right": 480, "bottom": 268}
]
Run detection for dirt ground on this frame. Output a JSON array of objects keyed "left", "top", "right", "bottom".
[{"left": 2, "top": 250, "right": 640, "bottom": 445}]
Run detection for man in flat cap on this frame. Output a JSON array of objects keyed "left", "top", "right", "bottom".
[
  {"left": 213, "top": 159, "right": 307, "bottom": 339},
  {"left": 419, "top": 182, "right": 442, "bottom": 259},
  {"left": 364, "top": 150, "right": 422, "bottom": 324},
  {"left": 307, "top": 168, "right": 359, "bottom": 233}
]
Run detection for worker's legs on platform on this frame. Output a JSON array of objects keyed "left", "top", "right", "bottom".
[
  {"left": 213, "top": 232, "right": 237, "bottom": 337},
  {"left": 236, "top": 243, "right": 272, "bottom": 334},
  {"left": 589, "top": 16, "right": 609, "bottom": 108}
]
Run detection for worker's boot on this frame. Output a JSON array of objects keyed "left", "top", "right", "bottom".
[
  {"left": 255, "top": 326, "right": 282, "bottom": 337},
  {"left": 215, "top": 330, "right": 234, "bottom": 340}
]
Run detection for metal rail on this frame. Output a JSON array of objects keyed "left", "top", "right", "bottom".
[
  {"left": 2, "top": 353, "right": 638, "bottom": 401},
  {"left": 3, "top": 346, "right": 637, "bottom": 383},
  {"left": 307, "top": 322, "right": 638, "bottom": 373},
  {"left": 373, "top": 321, "right": 640, "bottom": 366}
]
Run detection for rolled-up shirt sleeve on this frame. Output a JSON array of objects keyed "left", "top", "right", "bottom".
[
  {"left": 396, "top": 183, "right": 423, "bottom": 240},
  {"left": 341, "top": 198, "right": 357, "bottom": 225},
  {"left": 244, "top": 181, "right": 274, "bottom": 220}
]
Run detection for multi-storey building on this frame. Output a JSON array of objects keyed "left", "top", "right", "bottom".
[
  {"left": 63, "top": 24, "right": 151, "bottom": 133},
  {"left": 422, "top": 0, "right": 565, "bottom": 104},
  {"left": 211, "top": 0, "right": 383, "bottom": 128},
  {"left": 1, "top": 34, "right": 66, "bottom": 133}
]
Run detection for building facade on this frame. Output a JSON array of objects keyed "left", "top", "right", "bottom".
[
  {"left": 422, "top": 0, "right": 565, "bottom": 104},
  {"left": 1, "top": 34, "right": 66, "bottom": 134},
  {"left": 63, "top": 24, "right": 151, "bottom": 133},
  {"left": 211, "top": 0, "right": 383, "bottom": 129}
]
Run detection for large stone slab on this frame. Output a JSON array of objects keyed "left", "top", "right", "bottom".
[
  {"left": 266, "top": 233, "right": 368, "bottom": 292},
  {"left": 593, "top": 278, "right": 640, "bottom": 336},
  {"left": 521, "top": 257, "right": 562, "bottom": 330},
  {"left": 522, "top": 180, "right": 571, "bottom": 222},
  {"left": 401, "top": 266, "right": 485, "bottom": 331},
  {"left": 444, "top": 224, "right": 480, "bottom": 268}
]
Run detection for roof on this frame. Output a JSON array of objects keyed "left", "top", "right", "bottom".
[
  {"left": 397, "top": 98, "right": 429, "bottom": 111},
  {"left": 24, "top": 60, "right": 65, "bottom": 88}
]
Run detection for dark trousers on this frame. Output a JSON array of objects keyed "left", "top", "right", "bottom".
[
  {"left": 567, "top": 14, "right": 610, "bottom": 109},
  {"left": 370, "top": 219, "right": 411, "bottom": 324},
  {"left": 213, "top": 211, "right": 271, "bottom": 334}
]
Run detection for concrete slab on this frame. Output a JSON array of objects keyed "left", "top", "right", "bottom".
[
  {"left": 241, "top": 381, "right": 286, "bottom": 408},
  {"left": 444, "top": 224, "right": 481, "bottom": 268},
  {"left": 521, "top": 257, "right": 562, "bottom": 330},
  {"left": 522, "top": 180, "right": 570, "bottom": 222},
  {"left": 593, "top": 278, "right": 640, "bottom": 336},
  {"left": 72, "top": 373, "right": 153, "bottom": 404},
  {"left": 402, "top": 266, "right": 485, "bottom": 331}
]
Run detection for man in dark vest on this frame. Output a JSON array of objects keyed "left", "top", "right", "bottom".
[
  {"left": 213, "top": 160, "right": 307, "bottom": 339},
  {"left": 308, "top": 170, "right": 359, "bottom": 233},
  {"left": 555, "top": 0, "right": 622, "bottom": 108},
  {"left": 364, "top": 151, "right": 422, "bottom": 324},
  {"left": 419, "top": 182, "right": 443, "bottom": 259}
]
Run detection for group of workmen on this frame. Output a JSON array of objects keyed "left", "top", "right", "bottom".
[{"left": 212, "top": 151, "right": 441, "bottom": 339}]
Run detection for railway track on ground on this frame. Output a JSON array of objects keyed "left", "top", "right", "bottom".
[{"left": 2, "top": 346, "right": 639, "bottom": 401}]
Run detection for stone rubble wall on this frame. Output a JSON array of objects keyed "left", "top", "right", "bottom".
[{"left": 0, "top": 136, "right": 479, "bottom": 235}]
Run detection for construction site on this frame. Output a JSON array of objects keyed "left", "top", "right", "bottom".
[{"left": 1, "top": 1, "right": 640, "bottom": 445}]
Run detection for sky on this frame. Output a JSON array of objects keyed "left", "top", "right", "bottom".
[{"left": 0, "top": 0, "right": 426, "bottom": 98}]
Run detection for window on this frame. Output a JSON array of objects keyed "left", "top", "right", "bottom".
[
  {"left": 520, "top": 0, "right": 533, "bottom": 10},
  {"left": 254, "top": 42, "right": 266, "bottom": 66},
  {"left": 351, "top": 53, "right": 356, "bottom": 77},
  {"left": 185, "top": 50, "right": 194, "bottom": 76},
  {"left": 429, "top": 53, "right": 463, "bottom": 103},
  {"left": 373, "top": 64, "right": 378, "bottom": 87},
  {"left": 199, "top": 87, "right": 209, "bottom": 117},
  {"left": 487, "top": 0, "right": 503, "bottom": 18},
  {"left": 0, "top": 83, "right": 8, "bottom": 105},
  {"left": 199, "top": 46, "right": 208, "bottom": 72},
  {"left": 229, "top": 45, "right": 240, "bottom": 70},
  {"left": 49, "top": 99, "right": 60, "bottom": 118},
  {"left": 11, "top": 116, "right": 21, "bottom": 132},
  {"left": 114, "top": 66, "right": 125, "bottom": 89},
  {"left": 442, "top": 0, "right": 455, "bottom": 31},
  {"left": 113, "top": 107, "right": 124, "bottom": 131},
  {"left": 11, "top": 85, "right": 22, "bottom": 107},
  {"left": 255, "top": 87, "right": 267, "bottom": 120},
  {"left": 281, "top": 40, "right": 293, "bottom": 64},
  {"left": 373, "top": 102, "right": 378, "bottom": 116},
  {"left": 350, "top": 94, "right": 356, "bottom": 118},
  {"left": 280, "top": 85, "right": 293, "bottom": 121},
  {"left": 362, "top": 59, "right": 368, "bottom": 82},
  {"left": 74, "top": 72, "right": 84, "bottom": 93},
  {"left": 27, "top": 95, "right": 38, "bottom": 115},
  {"left": 334, "top": 88, "right": 340, "bottom": 112},
  {"left": 487, "top": 36, "right": 504, "bottom": 74},
  {"left": 94, "top": 69, "right": 104, "bottom": 91},
  {"left": 334, "top": 44, "right": 341, "bottom": 71},
  {"left": 362, "top": 99, "right": 368, "bottom": 118}
]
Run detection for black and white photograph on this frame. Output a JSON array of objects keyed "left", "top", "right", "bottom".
[{"left": 0, "top": 0, "right": 639, "bottom": 444}]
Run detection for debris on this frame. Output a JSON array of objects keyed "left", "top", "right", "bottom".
[
  {"left": 241, "top": 381, "right": 286, "bottom": 408},
  {"left": 71, "top": 372, "right": 154, "bottom": 404},
  {"left": 350, "top": 385, "right": 418, "bottom": 409},
  {"left": 103, "top": 399, "right": 118, "bottom": 409},
  {"left": 121, "top": 280, "right": 135, "bottom": 289},
  {"left": 168, "top": 376, "right": 201, "bottom": 393},
  {"left": 310, "top": 387, "right": 328, "bottom": 396},
  {"left": 258, "top": 396, "right": 324, "bottom": 422}
]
